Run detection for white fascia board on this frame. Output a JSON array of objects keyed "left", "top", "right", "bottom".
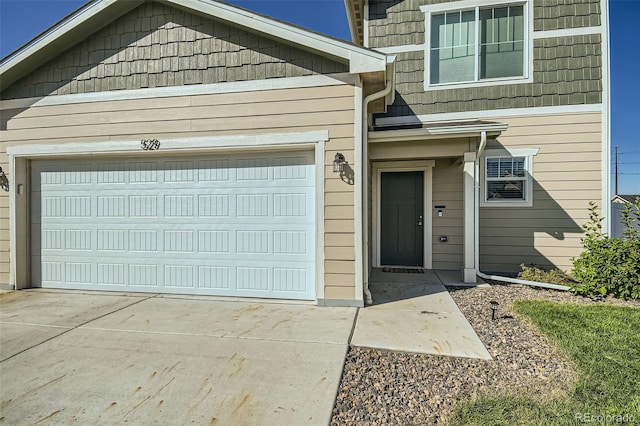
[
  {"left": 0, "top": 0, "right": 125, "bottom": 74},
  {"left": 177, "top": 0, "right": 387, "bottom": 74},
  {"left": 7, "top": 130, "right": 329, "bottom": 157},
  {"left": 1, "top": 0, "right": 387, "bottom": 81},
  {"left": 368, "top": 123, "right": 508, "bottom": 143}
]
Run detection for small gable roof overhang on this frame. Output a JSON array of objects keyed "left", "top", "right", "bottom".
[
  {"left": 611, "top": 195, "right": 639, "bottom": 204},
  {"left": 0, "top": 0, "right": 392, "bottom": 92},
  {"left": 368, "top": 121, "right": 509, "bottom": 143}
]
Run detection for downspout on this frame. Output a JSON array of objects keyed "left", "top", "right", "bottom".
[
  {"left": 474, "top": 131, "right": 487, "bottom": 275},
  {"left": 361, "top": 62, "right": 394, "bottom": 305},
  {"left": 474, "top": 131, "right": 570, "bottom": 292},
  {"left": 476, "top": 271, "right": 570, "bottom": 291}
]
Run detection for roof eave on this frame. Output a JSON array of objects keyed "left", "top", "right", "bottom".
[
  {"left": 0, "top": 0, "right": 388, "bottom": 92},
  {"left": 368, "top": 123, "right": 509, "bottom": 143},
  {"left": 0, "top": 0, "right": 144, "bottom": 92}
]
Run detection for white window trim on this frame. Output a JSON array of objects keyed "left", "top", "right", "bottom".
[
  {"left": 480, "top": 147, "right": 538, "bottom": 207},
  {"left": 421, "top": 0, "right": 534, "bottom": 91}
]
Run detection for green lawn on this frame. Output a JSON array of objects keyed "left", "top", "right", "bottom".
[{"left": 450, "top": 301, "right": 640, "bottom": 425}]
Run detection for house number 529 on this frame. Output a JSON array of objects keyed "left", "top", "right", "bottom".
[{"left": 141, "top": 139, "right": 160, "bottom": 150}]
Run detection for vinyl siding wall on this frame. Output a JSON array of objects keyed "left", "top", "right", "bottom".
[
  {"left": 480, "top": 111, "right": 602, "bottom": 274},
  {"left": 0, "top": 83, "right": 357, "bottom": 300},
  {"left": 431, "top": 158, "right": 463, "bottom": 270}
]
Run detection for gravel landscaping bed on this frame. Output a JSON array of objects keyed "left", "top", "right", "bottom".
[{"left": 330, "top": 283, "right": 639, "bottom": 425}]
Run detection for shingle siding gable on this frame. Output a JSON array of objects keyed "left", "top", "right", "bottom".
[
  {"left": 367, "top": 0, "right": 603, "bottom": 119},
  {"left": 534, "top": 0, "right": 601, "bottom": 31},
  {"left": 1, "top": 2, "right": 348, "bottom": 100},
  {"left": 368, "top": 0, "right": 601, "bottom": 49}
]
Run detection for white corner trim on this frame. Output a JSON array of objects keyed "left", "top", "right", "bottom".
[
  {"left": 0, "top": 74, "right": 354, "bottom": 110},
  {"left": 7, "top": 130, "right": 330, "bottom": 157},
  {"left": 8, "top": 155, "right": 18, "bottom": 290},
  {"left": 315, "top": 139, "right": 326, "bottom": 302},
  {"left": 354, "top": 81, "right": 364, "bottom": 302},
  {"left": 533, "top": 26, "right": 602, "bottom": 39},
  {"left": 374, "top": 104, "right": 603, "bottom": 127},
  {"left": 600, "top": 0, "right": 611, "bottom": 234}
]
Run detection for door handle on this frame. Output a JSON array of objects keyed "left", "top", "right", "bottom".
[
  {"left": 417, "top": 221, "right": 423, "bottom": 226},
  {"left": 417, "top": 215, "right": 423, "bottom": 226}
]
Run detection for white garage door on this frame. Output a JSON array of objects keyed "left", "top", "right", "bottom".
[{"left": 30, "top": 151, "right": 316, "bottom": 300}]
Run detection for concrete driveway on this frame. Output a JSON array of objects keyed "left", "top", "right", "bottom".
[{"left": 0, "top": 290, "right": 356, "bottom": 425}]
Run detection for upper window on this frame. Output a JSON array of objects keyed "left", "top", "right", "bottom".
[{"left": 426, "top": 2, "right": 527, "bottom": 87}]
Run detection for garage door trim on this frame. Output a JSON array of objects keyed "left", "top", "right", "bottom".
[{"left": 7, "top": 130, "right": 328, "bottom": 302}]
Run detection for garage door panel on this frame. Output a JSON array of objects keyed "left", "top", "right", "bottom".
[
  {"left": 36, "top": 257, "right": 314, "bottom": 296},
  {"left": 31, "top": 151, "right": 316, "bottom": 300},
  {"left": 36, "top": 227, "right": 314, "bottom": 261}
]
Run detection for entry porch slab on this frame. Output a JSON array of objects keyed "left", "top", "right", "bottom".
[{"left": 351, "top": 270, "right": 491, "bottom": 359}]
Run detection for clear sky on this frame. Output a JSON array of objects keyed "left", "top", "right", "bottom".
[{"left": 0, "top": 0, "right": 638, "bottom": 195}]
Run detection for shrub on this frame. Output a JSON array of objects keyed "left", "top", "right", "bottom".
[
  {"left": 571, "top": 202, "right": 640, "bottom": 300},
  {"left": 517, "top": 264, "right": 574, "bottom": 285}
]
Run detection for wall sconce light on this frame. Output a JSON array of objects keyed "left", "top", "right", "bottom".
[
  {"left": 333, "top": 152, "right": 345, "bottom": 174},
  {"left": 0, "top": 166, "right": 8, "bottom": 192},
  {"left": 490, "top": 300, "right": 499, "bottom": 320}
]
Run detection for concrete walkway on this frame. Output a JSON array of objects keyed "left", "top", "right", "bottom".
[
  {"left": 1, "top": 272, "right": 490, "bottom": 424},
  {"left": 351, "top": 269, "right": 492, "bottom": 360},
  {"left": 0, "top": 290, "right": 355, "bottom": 425}
]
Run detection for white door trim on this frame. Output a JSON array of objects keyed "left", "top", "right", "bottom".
[{"left": 372, "top": 160, "right": 435, "bottom": 269}]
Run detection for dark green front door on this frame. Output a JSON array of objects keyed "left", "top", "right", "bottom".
[{"left": 380, "top": 171, "right": 424, "bottom": 266}]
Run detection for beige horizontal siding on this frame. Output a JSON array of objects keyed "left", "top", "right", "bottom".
[
  {"left": 497, "top": 132, "right": 601, "bottom": 145},
  {"left": 6, "top": 97, "right": 355, "bottom": 130},
  {"left": 0, "top": 83, "right": 357, "bottom": 299},
  {"left": 2, "top": 111, "right": 354, "bottom": 142},
  {"left": 480, "top": 111, "right": 602, "bottom": 274},
  {"left": 325, "top": 273, "right": 356, "bottom": 287},
  {"left": 432, "top": 159, "right": 464, "bottom": 270},
  {"left": 324, "top": 286, "right": 355, "bottom": 300},
  {"left": 326, "top": 192, "right": 355, "bottom": 206}
]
